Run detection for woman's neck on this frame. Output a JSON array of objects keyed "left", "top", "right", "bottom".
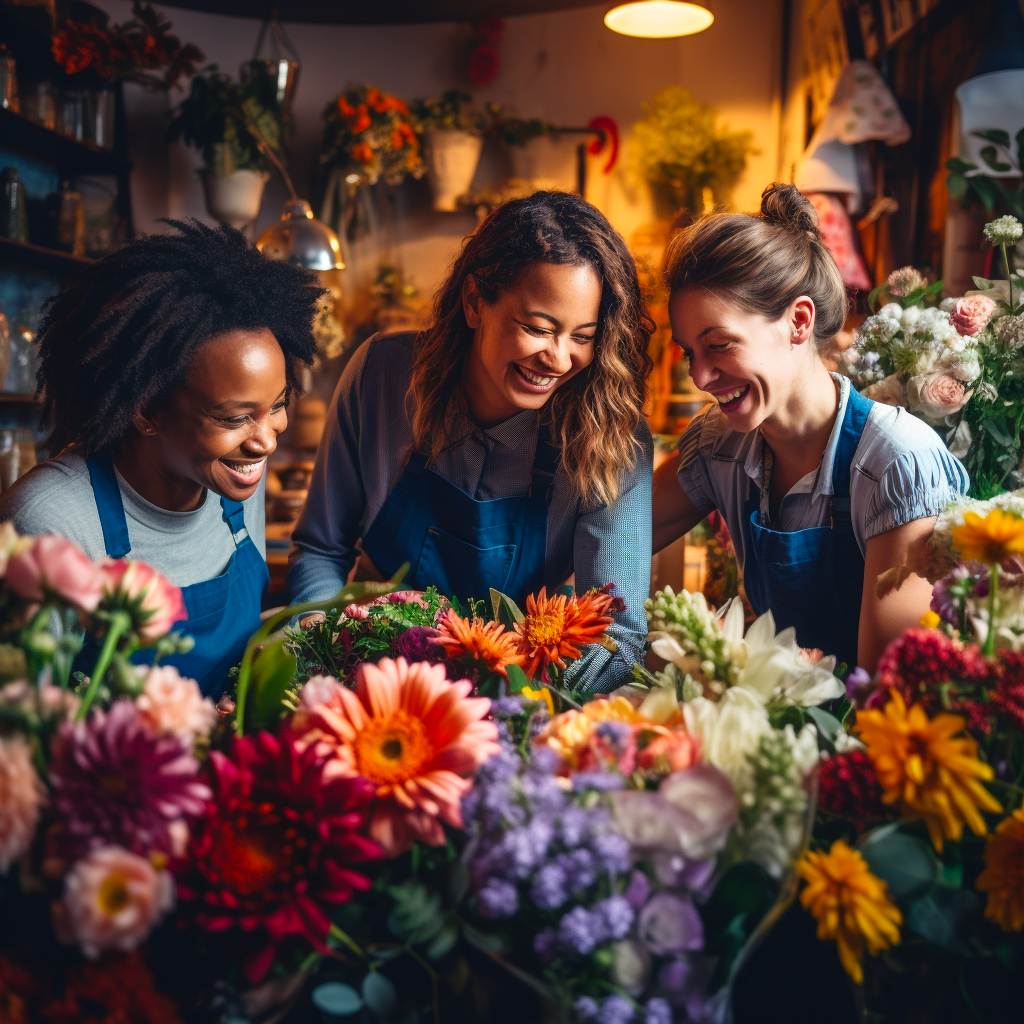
[
  {"left": 759, "top": 364, "right": 840, "bottom": 476},
  {"left": 112, "top": 440, "right": 205, "bottom": 513}
]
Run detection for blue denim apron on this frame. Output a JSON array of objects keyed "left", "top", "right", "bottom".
[
  {"left": 361, "top": 432, "right": 558, "bottom": 604},
  {"left": 741, "top": 386, "right": 873, "bottom": 668},
  {"left": 86, "top": 455, "right": 268, "bottom": 696}
]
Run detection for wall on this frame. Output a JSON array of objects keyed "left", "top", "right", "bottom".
[{"left": 96, "top": 0, "right": 783, "bottom": 302}]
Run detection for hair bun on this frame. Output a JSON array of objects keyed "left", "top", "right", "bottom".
[{"left": 760, "top": 182, "right": 819, "bottom": 240}]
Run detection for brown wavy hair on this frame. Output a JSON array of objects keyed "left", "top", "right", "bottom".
[
  {"left": 663, "top": 182, "right": 848, "bottom": 346},
  {"left": 409, "top": 191, "right": 654, "bottom": 507}
]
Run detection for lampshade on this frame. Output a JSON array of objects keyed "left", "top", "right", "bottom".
[
  {"left": 604, "top": 1, "right": 713, "bottom": 38},
  {"left": 256, "top": 198, "right": 345, "bottom": 271}
]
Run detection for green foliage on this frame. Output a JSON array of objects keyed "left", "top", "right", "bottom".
[
  {"left": 630, "top": 86, "right": 755, "bottom": 211},
  {"left": 411, "top": 89, "right": 484, "bottom": 133},
  {"left": 243, "top": 637, "right": 297, "bottom": 732},
  {"left": 858, "top": 824, "right": 939, "bottom": 901},
  {"left": 168, "top": 65, "right": 283, "bottom": 175},
  {"left": 946, "top": 128, "right": 1024, "bottom": 221}
]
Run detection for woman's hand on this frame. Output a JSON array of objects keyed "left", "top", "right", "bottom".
[
  {"left": 299, "top": 612, "right": 327, "bottom": 630},
  {"left": 652, "top": 454, "right": 706, "bottom": 553},
  {"left": 857, "top": 517, "right": 938, "bottom": 671}
]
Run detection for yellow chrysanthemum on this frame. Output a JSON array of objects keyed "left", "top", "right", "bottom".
[
  {"left": 798, "top": 840, "right": 902, "bottom": 985},
  {"left": 919, "top": 609, "right": 941, "bottom": 630},
  {"left": 977, "top": 808, "right": 1024, "bottom": 931},
  {"left": 950, "top": 509, "right": 1024, "bottom": 564},
  {"left": 538, "top": 696, "right": 640, "bottom": 766},
  {"left": 855, "top": 691, "right": 1002, "bottom": 849}
]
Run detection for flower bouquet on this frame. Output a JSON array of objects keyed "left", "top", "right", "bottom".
[{"left": 801, "top": 495, "right": 1024, "bottom": 1018}]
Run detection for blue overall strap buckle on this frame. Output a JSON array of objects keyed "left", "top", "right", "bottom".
[{"left": 220, "top": 498, "right": 249, "bottom": 545}]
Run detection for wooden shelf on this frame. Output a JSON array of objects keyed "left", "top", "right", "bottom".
[
  {"left": 0, "top": 236, "right": 94, "bottom": 274},
  {"left": 0, "top": 108, "right": 130, "bottom": 177}
]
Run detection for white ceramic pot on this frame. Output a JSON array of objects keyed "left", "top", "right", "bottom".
[
  {"left": 508, "top": 135, "right": 564, "bottom": 189},
  {"left": 423, "top": 129, "right": 483, "bottom": 213},
  {"left": 201, "top": 169, "right": 270, "bottom": 230}
]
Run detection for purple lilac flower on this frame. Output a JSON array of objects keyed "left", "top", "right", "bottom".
[
  {"left": 593, "top": 831, "right": 632, "bottom": 873},
  {"left": 624, "top": 870, "right": 651, "bottom": 910},
  {"left": 534, "top": 928, "right": 558, "bottom": 958},
  {"left": 558, "top": 906, "right": 599, "bottom": 955},
  {"left": 393, "top": 626, "right": 443, "bottom": 663},
  {"left": 531, "top": 862, "right": 569, "bottom": 910},
  {"left": 491, "top": 696, "right": 526, "bottom": 719},
  {"left": 595, "top": 720, "right": 632, "bottom": 751},
  {"left": 530, "top": 745, "right": 563, "bottom": 775},
  {"left": 477, "top": 877, "right": 519, "bottom": 918},
  {"left": 594, "top": 895, "right": 634, "bottom": 941},
  {"left": 50, "top": 701, "right": 210, "bottom": 859},
  {"left": 560, "top": 848, "right": 599, "bottom": 893},
  {"left": 573, "top": 771, "right": 626, "bottom": 792},
  {"left": 657, "top": 955, "right": 714, "bottom": 1020},
  {"left": 574, "top": 996, "right": 600, "bottom": 1021},
  {"left": 598, "top": 995, "right": 636, "bottom": 1024},
  {"left": 558, "top": 805, "right": 591, "bottom": 846},
  {"left": 643, "top": 998, "right": 672, "bottom": 1024},
  {"left": 844, "top": 666, "right": 872, "bottom": 702}
]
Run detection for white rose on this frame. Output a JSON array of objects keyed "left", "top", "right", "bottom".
[
  {"left": 682, "top": 689, "right": 772, "bottom": 790},
  {"left": 879, "top": 302, "right": 903, "bottom": 320}
]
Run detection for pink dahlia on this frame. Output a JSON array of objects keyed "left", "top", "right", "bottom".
[
  {"left": 98, "top": 559, "right": 186, "bottom": 642},
  {"left": 50, "top": 700, "right": 210, "bottom": 861},
  {"left": 299, "top": 656, "right": 500, "bottom": 855},
  {"left": 135, "top": 665, "right": 216, "bottom": 744},
  {"left": 175, "top": 730, "right": 382, "bottom": 983},
  {"left": 0, "top": 734, "right": 45, "bottom": 871}
]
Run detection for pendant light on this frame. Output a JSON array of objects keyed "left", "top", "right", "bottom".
[{"left": 604, "top": 1, "right": 714, "bottom": 39}]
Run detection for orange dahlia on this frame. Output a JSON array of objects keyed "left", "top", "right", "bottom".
[
  {"left": 855, "top": 691, "right": 1002, "bottom": 849},
  {"left": 977, "top": 808, "right": 1024, "bottom": 931},
  {"left": 433, "top": 610, "right": 523, "bottom": 677},
  {"left": 301, "top": 657, "right": 500, "bottom": 856},
  {"left": 513, "top": 587, "right": 614, "bottom": 682}
]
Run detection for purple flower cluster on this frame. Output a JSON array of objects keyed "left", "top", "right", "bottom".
[{"left": 574, "top": 994, "right": 674, "bottom": 1024}]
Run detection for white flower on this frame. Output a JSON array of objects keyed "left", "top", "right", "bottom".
[
  {"left": 682, "top": 688, "right": 773, "bottom": 791},
  {"left": 996, "top": 314, "right": 1024, "bottom": 349},
  {"left": 717, "top": 600, "right": 842, "bottom": 708},
  {"left": 878, "top": 302, "right": 903, "bottom": 321},
  {"left": 983, "top": 215, "right": 1024, "bottom": 246},
  {"left": 611, "top": 939, "right": 652, "bottom": 994}
]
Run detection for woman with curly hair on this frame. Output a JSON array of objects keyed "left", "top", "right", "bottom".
[
  {"left": 0, "top": 220, "right": 320, "bottom": 693},
  {"left": 290, "top": 191, "right": 654, "bottom": 691}
]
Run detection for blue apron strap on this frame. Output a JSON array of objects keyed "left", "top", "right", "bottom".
[
  {"left": 86, "top": 454, "right": 132, "bottom": 558},
  {"left": 830, "top": 386, "right": 873, "bottom": 523},
  {"left": 220, "top": 496, "right": 248, "bottom": 544}
]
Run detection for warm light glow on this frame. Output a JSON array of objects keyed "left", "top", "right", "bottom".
[{"left": 604, "top": 1, "right": 714, "bottom": 38}]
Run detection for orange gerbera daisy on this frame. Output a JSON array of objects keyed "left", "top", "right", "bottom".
[
  {"left": 513, "top": 587, "right": 614, "bottom": 682},
  {"left": 538, "top": 695, "right": 640, "bottom": 767},
  {"left": 855, "top": 691, "right": 1002, "bottom": 849},
  {"left": 950, "top": 509, "right": 1024, "bottom": 564},
  {"left": 433, "top": 610, "right": 523, "bottom": 677},
  {"left": 299, "top": 657, "right": 500, "bottom": 856},
  {"left": 977, "top": 808, "right": 1024, "bottom": 931}
]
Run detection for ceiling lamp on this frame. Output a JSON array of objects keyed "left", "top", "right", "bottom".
[
  {"left": 604, "top": 1, "right": 714, "bottom": 39},
  {"left": 257, "top": 198, "right": 343, "bottom": 272}
]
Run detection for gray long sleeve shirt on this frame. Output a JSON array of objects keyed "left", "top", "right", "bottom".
[{"left": 287, "top": 331, "right": 652, "bottom": 693}]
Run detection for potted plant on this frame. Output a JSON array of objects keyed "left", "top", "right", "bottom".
[
  {"left": 630, "top": 86, "right": 754, "bottom": 222},
  {"left": 486, "top": 104, "right": 561, "bottom": 187},
  {"left": 51, "top": 0, "right": 202, "bottom": 148},
  {"left": 168, "top": 66, "right": 283, "bottom": 230},
  {"left": 412, "top": 89, "right": 486, "bottom": 212}
]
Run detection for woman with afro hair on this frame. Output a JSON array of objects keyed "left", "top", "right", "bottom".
[{"left": 0, "top": 220, "right": 320, "bottom": 694}]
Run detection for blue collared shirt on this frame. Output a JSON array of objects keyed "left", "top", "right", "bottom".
[
  {"left": 289, "top": 331, "right": 653, "bottom": 693},
  {"left": 677, "top": 373, "right": 969, "bottom": 568}
]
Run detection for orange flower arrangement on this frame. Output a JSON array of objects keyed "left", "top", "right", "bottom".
[
  {"left": 299, "top": 657, "right": 500, "bottom": 855},
  {"left": 538, "top": 695, "right": 640, "bottom": 766},
  {"left": 433, "top": 609, "right": 523, "bottom": 677},
  {"left": 977, "top": 808, "right": 1024, "bottom": 931},
  {"left": 513, "top": 587, "right": 615, "bottom": 682}
]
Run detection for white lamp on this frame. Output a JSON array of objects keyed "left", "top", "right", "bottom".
[{"left": 604, "top": 1, "right": 714, "bottom": 39}]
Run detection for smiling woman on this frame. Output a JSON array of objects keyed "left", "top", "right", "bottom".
[
  {"left": 0, "top": 221, "right": 320, "bottom": 694},
  {"left": 289, "top": 191, "right": 655, "bottom": 693}
]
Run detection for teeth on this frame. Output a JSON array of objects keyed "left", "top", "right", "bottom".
[
  {"left": 224, "top": 458, "right": 265, "bottom": 476},
  {"left": 716, "top": 386, "right": 747, "bottom": 405},
  {"left": 517, "top": 365, "right": 557, "bottom": 387}
]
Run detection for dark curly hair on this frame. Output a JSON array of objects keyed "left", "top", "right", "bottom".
[
  {"left": 409, "top": 191, "right": 654, "bottom": 508},
  {"left": 37, "top": 219, "right": 322, "bottom": 455}
]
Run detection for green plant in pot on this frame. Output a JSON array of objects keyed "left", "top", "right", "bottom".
[
  {"left": 168, "top": 65, "right": 284, "bottom": 229},
  {"left": 630, "top": 86, "right": 755, "bottom": 222},
  {"left": 411, "top": 89, "right": 486, "bottom": 212}
]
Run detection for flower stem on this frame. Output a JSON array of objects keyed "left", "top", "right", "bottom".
[
  {"left": 75, "top": 611, "right": 131, "bottom": 720},
  {"left": 328, "top": 922, "right": 366, "bottom": 960},
  {"left": 1003, "top": 244, "right": 1014, "bottom": 311},
  {"left": 984, "top": 562, "right": 1000, "bottom": 659}
]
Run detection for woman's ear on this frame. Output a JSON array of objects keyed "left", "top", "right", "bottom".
[
  {"left": 789, "top": 295, "right": 816, "bottom": 346},
  {"left": 131, "top": 410, "right": 158, "bottom": 438},
  {"left": 462, "top": 275, "right": 482, "bottom": 329}
]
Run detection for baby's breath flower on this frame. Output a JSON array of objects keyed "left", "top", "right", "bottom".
[{"left": 984, "top": 215, "right": 1024, "bottom": 246}]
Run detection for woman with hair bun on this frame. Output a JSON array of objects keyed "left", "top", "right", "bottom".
[
  {"left": 290, "top": 191, "right": 654, "bottom": 692},
  {"left": 653, "top": 183, "right": 967, "bottom": 671}
]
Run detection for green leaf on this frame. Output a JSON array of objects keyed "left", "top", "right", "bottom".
[
  {"left": 947, "top": 173, "right": 968, "bottom": 202},
  {"left": 974, "top": 128, "right": 1011, "bottom": 149},
  {"left": 505, "top": 663, "right": 528, "bottom": 694},
  {"left": 867, "top": 283, "right": 885, "bottom": 312},
  {"left": 980, "top": 145, "right": 1013, "bottom": 173},
  {"left": 923, "top": 279, "right": 945, "bottom": 296},
  {"left": 245, "top": 638, "right": 297, "bottom": 731},
  {"left": 806, "top": 706, "right": 843, "bottom": 746},
  {"left": 972, "top": 276, "right": 998, "bottom": 291},
  {"left": 859, "top": 827, "right": 938, "bottom": 900},
  {"left": 489, "top": 588, "right": 524, "bottom": 627},
  {"left": 312, "top": 983, "right": 363, "bottom": 1017},
  {"left": 946, "top": 156, "right": 976, "bottom": 174},
  {"left": 387, "top": 882, "right": 443, "bottom": 944},
  {"left": 362, "top": 973, "right": 399, "bottom": 1018},
  {"left": 983, "top": 419, "right": 1015, "bottom": 446},
  {"left": 906, "top": 888, "right": 980, "bottom": 951},
  {"left": 426, "top": 922, "right": 459, "bottom": 960}
]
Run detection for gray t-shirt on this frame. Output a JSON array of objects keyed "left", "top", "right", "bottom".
[{"left": 0, "top": 452, "right": 266, "bottom": 587}]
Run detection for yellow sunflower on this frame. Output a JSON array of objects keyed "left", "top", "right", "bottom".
[
  {"left": 950, "top": 509, "right": 1024, "bottom": 565},
  {"left": 977, "top": 808, "right": 1024, "bottom": 931},
  {"left": 855, "top": 691, "right": 1002, "bottom": 849},
  {"left": 798, "top": 840, "right": 902, "bottom": 985}
]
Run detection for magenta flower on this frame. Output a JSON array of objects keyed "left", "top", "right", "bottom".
[{"left": 50, "top": 700, "right": 210, "bottom": 860}]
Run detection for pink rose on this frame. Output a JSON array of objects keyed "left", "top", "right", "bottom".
[
  {"left": 6, "top": 535, "right": 104, "bottom": 612},
  {"left": 863, "top": 373, "right": 906, "bottom": 407},
  {"left": 906, "top": 371, "right": 970, "bottom": 425},
  {"left": 99, "top": 559, "right": 186, "bottom": 641},
  {"left": 950, "top": 294, "right": 997, "bottom": 337},
  {"left": 136, "top": 665, "right": 216, "bottom": 743}
]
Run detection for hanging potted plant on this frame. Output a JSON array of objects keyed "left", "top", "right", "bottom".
[
  {"left": 51, "top": 1, "right": 202, "bottom": 149},
  {"left": 412, "top": 89, "right": 486, "bottom": 212},
  {"left": 168, "top": 66, "right": 284, "bottom": 230},
  {"left": 630, "top": 86, "right": 755, "bottom": 223}
]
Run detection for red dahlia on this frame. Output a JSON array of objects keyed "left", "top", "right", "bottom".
[
  {"left": 993, "top": 650, "right": 1024, "bottom": 731},
  {"left": 818, "top": 749, "right": 887, "bottom": 831},
  {"left": 175, "top": 730, "right": 382, "bottom": 982},
  {"left": 875, "top": 628, "right": 988, "bottom": 705}
]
